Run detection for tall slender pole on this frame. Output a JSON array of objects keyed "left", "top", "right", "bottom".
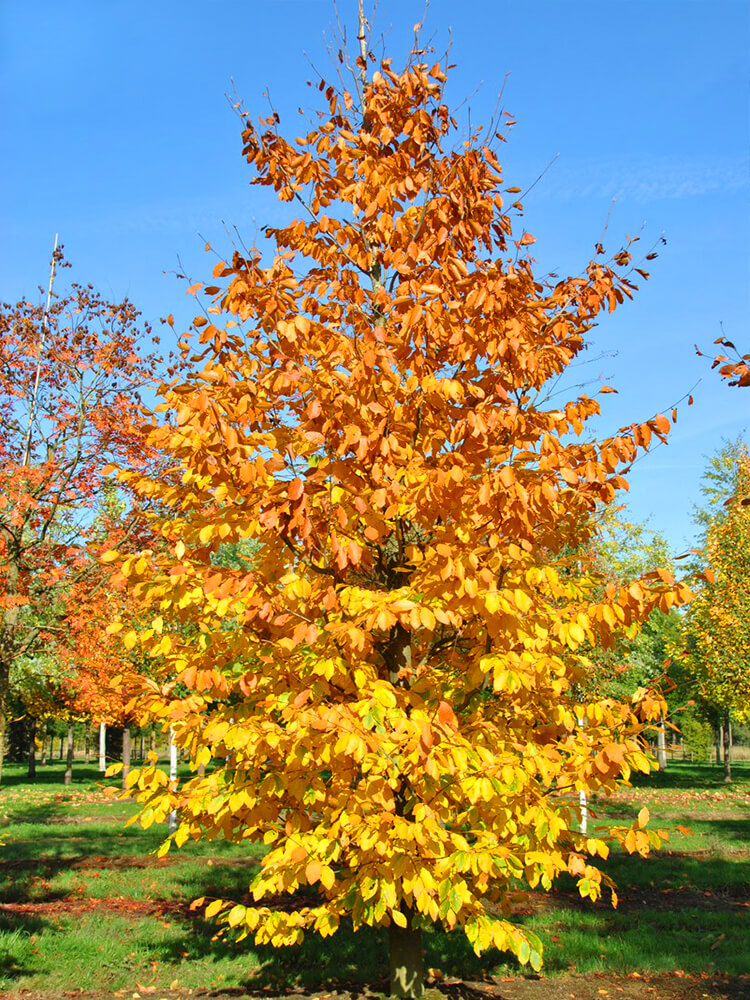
[
  {"left": 21, "top": 235, "right": 59, "bottom": 468},
  {"left": 168, "top": 727, "right": 178, "bottom": 833},
  {"left": 98, "top": 721, "right": 106, "bottom": 771},
  {"left": 656, "top": 714, "right": 667, "bottom": 771}
]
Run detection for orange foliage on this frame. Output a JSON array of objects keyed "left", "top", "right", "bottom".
[
  {"left": 110, "top": 51, "right": 689, "bottom": 984},
  {"left": 0, "top": 260, "right": 162, "bottom": 769}
]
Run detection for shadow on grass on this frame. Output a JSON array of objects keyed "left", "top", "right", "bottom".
[
  {"left": 1, "top": 764, "right": 117, "bottom": 788},
  {"left": 155, "top": 861, "right": 507, "bottom": 992},
  {"left": 630, "top": 760, "right": 750, "bottom": 791},
  {"left": 153, "top": 908, "right": 507, "bottom": 995},
  {"left": 0, "top": 909, "right": 48, "bottom": 982},
  {"left": 603, "top": 848, "right": 750, "bottom": 895}
]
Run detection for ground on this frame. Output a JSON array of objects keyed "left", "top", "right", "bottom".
[{"left": 0, "top": 761, "right": 748, "bottom": 1000}]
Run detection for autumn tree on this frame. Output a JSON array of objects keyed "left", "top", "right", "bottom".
[
  {"left": 0, "top": 250, "right": 162, "bottom": 780},
  {"left": 679, "top": 442, "right": 750, "bottom": 780},
  {"left": 110, "top": 38, "right": 689, "bottom": 998}
]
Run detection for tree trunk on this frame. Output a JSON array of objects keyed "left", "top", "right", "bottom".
[
  {"left": 656, "top": 715, "right": 667, "bottom": 771},
  {"left": 98, "top": 722, "right": 106, "bottom": 771},
  {"left": 28, "top": 716, "right": 37, "bottom": 780},
  {"left": 168, "top": 727, "right": 178, "bottom": 832},
  {"left": 389, "top": 910, "right": 424, "bottom": 999},
  {"left": 0, "top": 549, "right": 23, "bottom": 784},
  {"left": 64, "top": 722, "right": 74, "bottom": 785},
  {"left": 138, "top": 729, "right": 144, "bottom": 762},
  {"left": 723, "top": 708, "right": 732, "bottom": 783},
  {"left": 0, "top": 656, "right": 9, "bottom": 784},
  {"left": 382, "top": 621, "right": 423, "bottom": 997},
  {"left": 121, "top": 727, "right": 131, "bottom": 789},
  {"left": 579, "top": 787, "right": 588, "bottom": 834},
  {"left": 83, "top": 724, "right": 90, "bottom": 764}
]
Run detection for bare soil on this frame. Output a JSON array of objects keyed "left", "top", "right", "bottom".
[{"left": 2, "top": 973, "right": 748, "bottom": 1000}]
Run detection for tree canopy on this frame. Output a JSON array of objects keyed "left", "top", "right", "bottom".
[{"left": 109, "top": 44, "right": 689, "bottom": 998}]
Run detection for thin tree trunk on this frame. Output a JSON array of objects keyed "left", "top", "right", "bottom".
[
  {"left": 138, "top": 729, "right": 144, "bottom": 762},
  {"left": 28, "top": 716, "right": 37, "bottom": 780},
  {"left": 0, "top": 240, "right": 59, "bottom": 786},
  {"left": 723, "top": 708, "right": 732, "bottom": 783},
  {"left": 83, "top": 723, "right": 90, "bottom": 764},
  {"left": 382, "top": 618, "right": 424, "bottom": 998},
  {"left": 0, "top": 656, "right": 9, "bottom": 784},
  {"left": 0, "top": 558, "right": 21, "bottom": 784},
  {"left": 576, "top": 714, "right": 588, "bottom": 832},
  {"left": 390, "top": 909, "right": 424, "bottom": 999},
  {"left": 168, "top": 727, "right": 178, "bottom": 832},
  {"left": 64, "top": 722, "right": 74, "bottom": 785},
  {"left": 121, "top": 727, "right": 131, "bottom": 788},
  {"left": 656, "top": 714, "right": 667, "bottom": 771},
  {"left": 98, "top": 722, "right": 106, "bottom": 771}
]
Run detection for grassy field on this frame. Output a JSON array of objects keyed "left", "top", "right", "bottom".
[{"left": 0, "top": 761, "right": 748, "bottom": 999}]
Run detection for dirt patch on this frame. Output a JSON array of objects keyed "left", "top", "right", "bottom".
[
  {"left": 509, "top": 879, "right": 750, "bottom": 917},
  {"left": 1, "top": 974, "right": 748, "bottom": 1000},
  {"left": 0, "top": 895, "right": 184, "bottom": 920}
]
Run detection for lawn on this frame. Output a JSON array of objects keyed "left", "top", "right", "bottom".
[{"left": 0, "top": 761, "right": 748, "bottom": 1000}]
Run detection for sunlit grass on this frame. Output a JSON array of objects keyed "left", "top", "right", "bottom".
[{"left": 0, "top": 760, "right": 749, "bottom": 992}]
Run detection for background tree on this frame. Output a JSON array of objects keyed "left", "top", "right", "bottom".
[
  {"left": 678, "top": 443, "right": 750, "bottom": 781},
  {"left": 61, "top": 573, "right": 150, "bottom": 784},
  {"left": 0, "top": 252, "right": 162, "bottom": 780},
  {"left": 110, "top": 41, "right": 689, "bottom": 998}
]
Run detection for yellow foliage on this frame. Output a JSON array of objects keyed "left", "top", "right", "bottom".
[{"left": 109, "top": 47, "right": 689, "bottom": 977}]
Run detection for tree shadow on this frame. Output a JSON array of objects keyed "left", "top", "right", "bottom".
[
  {"left": 1, "top": 764, "right": 114, "bottom": 788},
  {"left": 0, "top": 908, "right": 48, "bottom": 982},
  {"left": 151, "top": 855, "right": 509, "bottom": 993},
  {"left": 630, "top": 761, "right": 750, "bottom": 792}
]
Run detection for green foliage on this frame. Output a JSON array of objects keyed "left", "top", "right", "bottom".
[
  {"left": 679, "top": 443, "right": 750, "bottom": 721},
  {"left": 693, "top": 437, "right": 749, "bottom": 538},
  {"left": 677, "top": 709, "right": 714, "bottom": 762}
]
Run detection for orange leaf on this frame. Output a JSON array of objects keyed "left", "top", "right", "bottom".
[{"left": 437, "top": 701, "right": 458, "bottom": 731}]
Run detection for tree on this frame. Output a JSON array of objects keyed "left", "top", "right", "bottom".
[
  {"left": 576, "top": 512, "right": 682, "bottom": 768},
  {"left": 679, "top": 444, "right": 750, "bottom": 781},
  {"left": 61, "top": 570, "right": 150, "bottom": 785},
  {"left": 110, "top": 40, "right": 689, "bottom": 998},
  {"left": 0, "top": 253, "right": 161, "bottom": 780}
]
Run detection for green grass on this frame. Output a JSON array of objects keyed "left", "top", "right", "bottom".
[{"left": 0, "top": 760, "right": 749, "bottom": 994}]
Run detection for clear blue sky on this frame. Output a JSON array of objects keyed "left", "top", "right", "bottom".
[{"left": 2, "top": 1, "right": 747, "bottom": 555}]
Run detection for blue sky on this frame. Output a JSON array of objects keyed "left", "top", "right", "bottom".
[{"left": 1, "top": 1, "right": 747, "bottom": 555}]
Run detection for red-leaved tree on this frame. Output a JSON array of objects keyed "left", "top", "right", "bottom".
[{"left": 0, "top": 249, "right": 163, "bottom": 780}]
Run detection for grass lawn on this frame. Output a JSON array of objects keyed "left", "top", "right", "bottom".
[{"left": 0, "top": 760, "right": 748, "bottom": 999}]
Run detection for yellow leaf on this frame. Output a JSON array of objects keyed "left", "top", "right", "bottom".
[
  {"left": 305, "top": 860, "right": 322, "bottom": 884},
  {"left": 637, "top": 807, "right": 649, "bottom": 829},
  {"left": 227, "top": 904, "right": 246, "bottom": 927}
]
